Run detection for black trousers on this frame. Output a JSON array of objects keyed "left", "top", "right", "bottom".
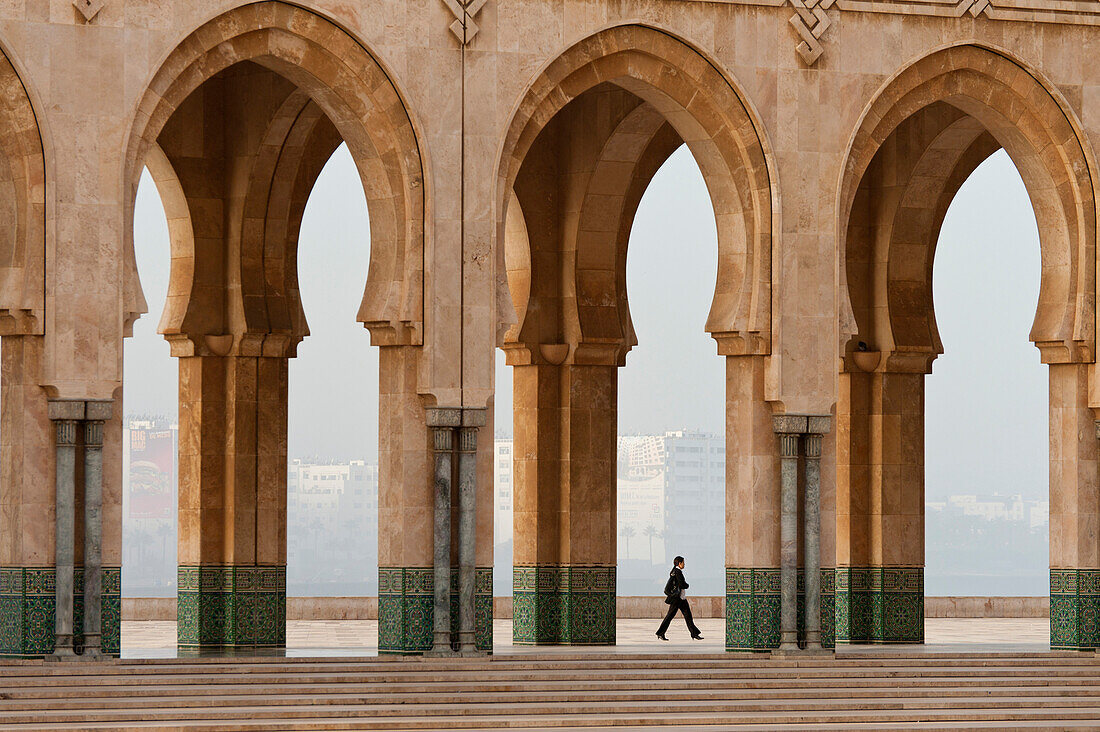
[{"left": 657, "top": 597, "right": 700, "bottom": 637}]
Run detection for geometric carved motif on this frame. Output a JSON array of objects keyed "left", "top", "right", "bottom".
[
  {"left": 72, "top": 0, "right": 105, "bottom": 22},
  {"left": 440, "top": 0, "right": 489, "bottom": 45},
  {"left": 835, "top": 566, "right": 923, "bottom": 645},
  {"left": 177, "top": 565, "right": 287, "bottom": 652},
  {"left": 788, "top": 0, "right": 836, "bottom": 66},
  {"left": 378, "top": 567, "right": 493, "bottom": 654},
  {"left": 788, "top": 0, "right": 989, "bottom": 65},
  {"left": 725, "top": 567, "right": 836, "bottom": 651},
  {"left": 513, "top": 565, "right": 615, "bottom": 645},
  {"left": 0, "top": 566, "right": 121, "bottom": 658},
  {"left": 1050, "top": 569, "right": 1100, "bottom": 650}
]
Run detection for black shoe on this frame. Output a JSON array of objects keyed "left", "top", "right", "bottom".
[
  {"left": 691, "top": 634, "right": 704, "bottom": 640},
  {"left": 656, "top": 632, "right": 669, "bottom": 641}
]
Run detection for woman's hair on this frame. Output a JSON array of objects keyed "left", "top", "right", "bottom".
[{"left": 673, "top": 556, "right": 684, "bottom": 566}]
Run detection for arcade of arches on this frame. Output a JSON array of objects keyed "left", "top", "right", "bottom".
[{"left": 0, "top": 1, "right": 1099, "bottom": 657}]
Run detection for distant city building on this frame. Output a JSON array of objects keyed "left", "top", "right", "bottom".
[{"left": 121, "top": 417, "right": 178, "bottom": 596}]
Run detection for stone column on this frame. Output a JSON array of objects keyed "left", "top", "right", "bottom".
[
  {"left": 80, "top": 406, "right": 108, "bottom": 658},
  {"left": 425, "top": 408, "right": 459, "bottom": 656},
  {"left": 48, "top": 400, "right": 83, "bottom": 658},
  {"left": 773, "top": 415, "right": 803, "bottom": 652},
  {"left": 0, "top": 336, "right": 57, "bottom": 659},
  {"left": 803, "top": 416, "right": 830, "bottom": 651},
  {"left": 458, "top": 409, "right": 485, "bottom": 654},
  {"left": 724, "top": 356, "right": 784, "bottom": 652},
  {"left": 176, "top": 354, "right": 288, "bottom": 653},
  {"left": 1049, "top": 363, "right": 1099, "bottom": 649}
]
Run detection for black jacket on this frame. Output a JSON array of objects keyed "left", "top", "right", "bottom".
[{"left": 664, "top": 567, "right": 689, "bottom": 605}]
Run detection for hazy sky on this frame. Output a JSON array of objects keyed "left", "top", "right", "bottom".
[{"left": 127, "top": 144, "right": 1046, "bottom": 501}]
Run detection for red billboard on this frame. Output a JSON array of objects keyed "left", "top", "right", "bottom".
[{"left": 129, "top": 429, "right": 175, "bottom": 519}]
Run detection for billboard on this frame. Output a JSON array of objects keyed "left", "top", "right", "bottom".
[{"left": 128, "top": 429, "right": 175, "bottom": 520}]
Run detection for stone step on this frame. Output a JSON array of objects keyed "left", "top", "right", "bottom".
[
  {"left": 5, "top": 678, "right": 1100, "bottom": 701},
  {"left": 6, "top": 686, "right": 1100, "bottom": 708},
  {"left": 5, "top": 704, "right": 1100, "bottom": 729}
]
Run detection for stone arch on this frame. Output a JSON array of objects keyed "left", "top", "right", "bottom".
[
  {"left": 0, "top": 46, "right": 46, "bottom": 336},
  {"left": 496, "top": 24, "right": 777, "bottom": 359},
  {"left": 834, "top": 43, "right": 1100, "bottom": 648},
  {"left": 839, "top": 43, "right": 1098, "bottom": 367},
  {"left": 123, "top": 1, "right": 426, "bottom": 348}
]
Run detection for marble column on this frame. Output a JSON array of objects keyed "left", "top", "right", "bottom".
[
  {"left": 425, "top": 408, "right": 459, "bottom": 656},
  {"left": 80, "top": 406, "right": 106, "bottom": 657},
  {"left": 803, "top": 417, "right": 830, "bottom": 651},
  {"left": 458, "top": 408, "right": 485, "bottom": 654},
  {"left": 48, "top": 400, "right": 83, "bottom": 657},
  {"left": 773, "top": 415, "right": 803, "bottom": 652}
]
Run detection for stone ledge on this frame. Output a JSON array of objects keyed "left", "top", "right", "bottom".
[{"left": 123, "top": 595, "right": 1051, "bottom": 621}]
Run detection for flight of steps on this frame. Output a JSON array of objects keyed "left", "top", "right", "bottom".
[{"left": 1, "top": 651, "right": 1099, "bottom": 730}]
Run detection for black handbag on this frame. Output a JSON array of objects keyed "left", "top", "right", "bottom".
[{"left": 663, "top": 573, "right": 678, "bottom": 603}]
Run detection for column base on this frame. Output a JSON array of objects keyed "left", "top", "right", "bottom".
[
  {"left": 725, "top": 568, "right": 835, "bottom": 652},
  {"left": 0, "top": 566, "right": 121, "bottom": 658},
  {"left": 512, "top": 565, "right": 615, "bottom": 645},
  {"left": 834, "top": 566, "right": 923, "bottom": 644},
  {"left": 1051, "top": 569, "right": 1100, "bottom": 650},
  {"left": 177, "top": 565, "right": 286, "bottom": 652},
  {"left": 378, "top": 567, "right": 492, "bottom": 654}
]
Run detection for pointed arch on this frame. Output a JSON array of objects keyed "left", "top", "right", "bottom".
[
  {"left": 0, "top": 46, "right": 45, "bottom": 335},
  {"left": 838, "top": 43, "right": 1098, "bottom": 367},
  {"left": 122, "top": 1, "right": 427, "bottom": 348},
  {"left": 496, "top": 24, "right": 778, "bottom": 358}
]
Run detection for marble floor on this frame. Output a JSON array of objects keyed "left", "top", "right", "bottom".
[{"left": 120, "top": 618, "right": 1055, "bottom": 658}]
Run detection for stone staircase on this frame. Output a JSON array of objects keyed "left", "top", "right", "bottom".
[{"left": 1, "top": 651, "right": 1099, "bottom": 730}]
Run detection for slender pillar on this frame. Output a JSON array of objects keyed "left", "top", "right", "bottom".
[
  {"left": 773, "top": 415, "right": 804, "bottom": 652},
  {"left": 48, "top": 400, "right": 83, "bottom": 657},
  {"left": 81, "top": 402, "right": 111, "bottom": 658},
  {"left": 426, "top": 408, "right": 460, "bottom": 656},
  {"left": 458, "top": 409, "right": 485, "bottom": 654},
  {"left": 803, "top": 417, "right": 829, "bottom": 651}
]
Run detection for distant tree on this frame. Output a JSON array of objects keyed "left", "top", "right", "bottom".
[
  {"left": 643, "top": 524, "right": 657, "bottom": 563},
  {"left": 620, "top": 524, "right": 635, "bottom": 558}
]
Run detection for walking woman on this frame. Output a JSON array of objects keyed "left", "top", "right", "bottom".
[{"left": 656, "top": 556, "right": 703, "bottom": 640}]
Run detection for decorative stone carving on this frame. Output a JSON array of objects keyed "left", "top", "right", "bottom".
[
  {"left": 72, "top": 0, "right": 104, "bottom": 22},
  {"left": 441, "top": 0, "right": 489, "bottom": 45},
  {"left": 788, "top": 0, "right": 835, "bottom": 66}
]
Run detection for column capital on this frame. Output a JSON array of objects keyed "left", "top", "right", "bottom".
[
  {"left": 83, "top": 419, "right": 104, "bottom": 448},
  {"left": 805, "top": 415, "right": 832, "bottom": 436},
  {"left": 772, "top": 414, "right": 807, "bottom": 435},
  {"left": 425, "top": 407, "right": 462, "bottom": 429},
  {"left": 803, "top": 432, "right": 823, "bottom": 459},
  {"left": 47, "top": 399, "right": 84, "bottom": 422}
]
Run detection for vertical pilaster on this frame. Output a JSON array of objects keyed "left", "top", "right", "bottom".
[
  {"left": 48, "top": 400, "right": 82, "bottom": 658},
  {"left": 425, "top": 407, "right": 458, "bottom": 656},
  {"left": 458, "top": 409, "right": 485, "bottom": 654},
  {"left": 774, "top": 416, "right": 802, "bottom": 652},
  {"left": 803, "top": 423, "right": 826, "bottom": 650},
  {"left": 81, "top": 402, "right": 110, "bottom": 658}
]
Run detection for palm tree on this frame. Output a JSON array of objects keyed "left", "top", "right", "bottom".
[
  {"left": 643, "top": 525, "right": 657, "bottom": 564},
  {"left": 620, "top": 524, "right": 635, "bottom": 558}
]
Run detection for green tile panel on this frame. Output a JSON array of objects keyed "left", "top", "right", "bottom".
[
  {"left": 512, "top": 565, "right": 615, "bottom": 645},
  {"left": 835, "top": 566, "right": 923, "bottom": 645},
  {"left": 1051, "top": 569, "right": 1100, "bottom": 650},
  {"left": 377, "top": 566, "right": 493, "bottom": 654},
  {"left": 177, "top": 565, "right": 287, "bottom": 650},
  {"left": 725, "top": 567, "right": 836, "bottom": 652},
  {"left": 0, "top": 566, "right": 121, "bottom": 658}
]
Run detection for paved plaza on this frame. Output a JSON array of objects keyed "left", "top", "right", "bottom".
[{"left": 120, "top": 618, "right": 1053, "bottom": 658}]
